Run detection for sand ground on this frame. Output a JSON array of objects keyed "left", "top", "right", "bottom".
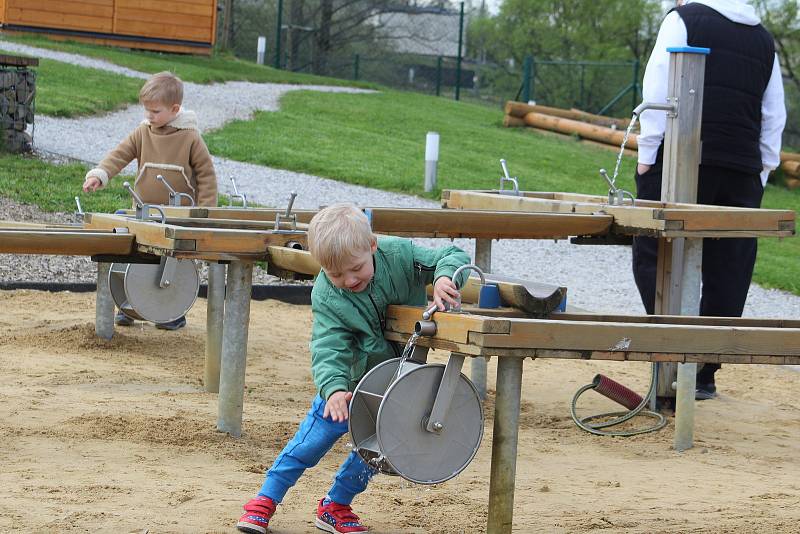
[{"left": 1, "top": 289, "right": 799, "bottom": 533}]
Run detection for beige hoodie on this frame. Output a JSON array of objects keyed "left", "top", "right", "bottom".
[{"left": 86, "top": 109, "right": 218, "bottom": 207}]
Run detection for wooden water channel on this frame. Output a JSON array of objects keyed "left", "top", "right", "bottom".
[{"left": 0, "top": 195, "right": 796, "bottom": 533}]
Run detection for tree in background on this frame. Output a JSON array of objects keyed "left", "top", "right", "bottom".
[{"left": 461, "top": 0, "right": 663, "bottom": 113}]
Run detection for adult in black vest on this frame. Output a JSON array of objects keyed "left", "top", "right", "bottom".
[{"left": 633, "top": 0, "right": 786, "bottom": 399}]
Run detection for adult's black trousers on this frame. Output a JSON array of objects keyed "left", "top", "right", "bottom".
[{"left": 631, "top": 153, "right": 764, "bottom": 381}]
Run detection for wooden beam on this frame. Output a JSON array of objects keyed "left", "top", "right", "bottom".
[
  {"left": 131, "top": 207, "right": 613, "bottom": 240},
  {"left": 383, "top": 305, "right": 800, "bottom": 362},
  {"left": 266, "top": 246, "right": 321, "bottom": 276},
  {"left": 0, "top": 230, "right": 133, "bottom": 256},
  {"left": 443, "top": 190, "right": 795, "bottom": 237},
  {"left": 84, "top": 213, "right": 307, "bottom": 255},
  {"left": 551, "top": 311, "right": 800, "bottom": 329},
  {"left": 366, "top": 208, "right": 612, "bottom": 239}
]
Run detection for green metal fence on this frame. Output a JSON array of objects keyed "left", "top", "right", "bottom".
[
  {"left": 225, "top": 0, "right": 468, "bottom": 100},
  {"left": 518, "top": 56, "right": 640, "bottom": 117}
]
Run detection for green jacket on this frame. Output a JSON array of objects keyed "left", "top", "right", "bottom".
[{"left": 310, "top": 236, "right": 470, "bottom": 400}]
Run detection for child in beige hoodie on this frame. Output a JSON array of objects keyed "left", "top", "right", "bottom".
[
  {"left": 82, "top": 71, "right": 217, "bottom": 207},
  {"left": 83, "top": 71, "right": 218, "bottom": 329}
]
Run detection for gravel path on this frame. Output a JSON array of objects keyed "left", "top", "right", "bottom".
[{"left": 3, "top": 41, "right": 800, "bottom": 322}]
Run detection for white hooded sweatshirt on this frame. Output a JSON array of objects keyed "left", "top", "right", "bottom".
[{"left": 638, "top": 0, "right": 786, "bottom": 185}]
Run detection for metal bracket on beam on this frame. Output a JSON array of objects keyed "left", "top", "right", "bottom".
[{"left": 425, "top": 352, "right": 466, "bottom": 433}]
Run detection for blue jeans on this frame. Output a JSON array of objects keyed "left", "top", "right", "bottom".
[{"left": 259, "top": 395, "right": 376, "bottom": 505}]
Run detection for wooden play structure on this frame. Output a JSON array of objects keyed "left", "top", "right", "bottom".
[
  {"left": 1, "top": 48, "right": 799, "bottom": 533},
  {"left": 0, "top": 0, "right": 217, "bottom": 55},
  {"left": 0, "top": 185, "right": 796, "bottom": 532}
]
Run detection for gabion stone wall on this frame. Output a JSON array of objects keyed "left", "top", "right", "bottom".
[{"left": 0, "top": 54, "right": 37, "bottom": 153}]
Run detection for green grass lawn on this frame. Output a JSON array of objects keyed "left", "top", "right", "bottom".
[
  {"left": 2, "top": 34, "right": 377, "bottom": 87},
  {"left": 0, "top": 154, "right": 127, "bottom": 213},
  {"left": 756, "top": 186, "right": 800, "bottom": 294},
  {"left": 6, "top": 54, "right": 142, "bottom": 117},
  {"left": 204, "top": 90, "right": 634, "bottom": 198},
  {"left": 0, "top": 154, "right": 238, "bottom": 212}
]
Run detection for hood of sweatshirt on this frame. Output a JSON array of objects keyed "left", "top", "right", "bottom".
[
  {"left": 684, "top": 0, "right": 761, "bottom": 25},
  {"left": 142, "top": 108, "right": 198, "bottom": 130}
]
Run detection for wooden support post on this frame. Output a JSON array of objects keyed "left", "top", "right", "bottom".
[
  {"left": 486, "top": 357, "right": 523, "bottom": 533},
  {"left": 205, "top": 262, "right": 226, "bottom": 393},
  {"left": 95, "top": 262, "right": 114, "bottom": 340},
  {"left": 649, "top": 48, "right": 707, "bottom": 453},
  {"left": 217, "top": 261, "right": 254, "bottom": 438},
  {"left": 472, "top": 238, "right": 492, "bottom": 400}
]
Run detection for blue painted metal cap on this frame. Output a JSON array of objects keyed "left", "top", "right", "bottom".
[
  {"left": 478, "top": 283, "right": 501, "bottom": 309},
  {"left": 667, "top": 46, "right": 710, "bottom": 55}
]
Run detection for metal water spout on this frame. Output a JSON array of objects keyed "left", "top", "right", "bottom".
[
  {"left": 452, "top": 263, "right": 486, "bottom": 287},
  {"left": 632, "top": 101, "right": 677, "bottom": 118}
]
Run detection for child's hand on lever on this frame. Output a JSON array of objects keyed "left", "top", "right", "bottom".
[{"left": 433, "top": 276, "right": 460, "bottom": 311}]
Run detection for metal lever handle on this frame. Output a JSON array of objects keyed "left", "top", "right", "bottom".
[
  {"left": 229, "top": 177, "right": 248, "bottom": 208},
  {"left": 156, "top": 174, "right": 177, "bottom": 195},
  {"left": 74, "top": 196, "right": 84, "bottom": 215},
  {"left": 499, "top": 159, "right": 520, "bottom": 195},
  {"left": 500, "top": 158, "right": 511, "bottom": 180},
  {"left": 599, "top": 168, "right": 615, "bottom": 190},
  {"left": 422, "top": 303, "right": 439, "bottom": 321},
  {"left": 284, "top": 191, "right": 297, "bottom": 217},
  {"left": 123, "top": 181, "right": 144, "bottom": 207}
]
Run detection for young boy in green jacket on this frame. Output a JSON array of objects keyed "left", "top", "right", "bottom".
[{"left": 237, "top": 204, "right": 470, "bottom": 534}]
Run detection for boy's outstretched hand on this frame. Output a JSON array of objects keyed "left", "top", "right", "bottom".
[
  {"left": 82, "top": 176, "right": 102, "bottom": 193},
  {"left": 324, "top": 390, "right": 353, "bottom": 422},
  {"left": 433, "top": 276, "right": 460, "bottom": 311}
]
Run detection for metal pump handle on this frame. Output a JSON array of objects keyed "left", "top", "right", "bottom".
[
  {"left": 229, "top": 177, "right": 248, "bottom": 208},
  {"left": 123, "top": 181, "right": 144, "bottom": 207},
  {"left": 156, "top": 175, "right": 195, "bottom": 207},
  {"left": 499, "top": 159, "right": 520, "bottom": 196}
]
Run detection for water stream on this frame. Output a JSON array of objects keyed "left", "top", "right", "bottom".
[{"left": 608, "top": 115, "right": 640, "bottom": 191}]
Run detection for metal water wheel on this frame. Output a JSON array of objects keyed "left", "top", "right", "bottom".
[
  {"left": 108, "top": 258, "right": 199, "bottom": 323},
  {"left": 349, "top": 355, "right": 484, "bottom": 484}
]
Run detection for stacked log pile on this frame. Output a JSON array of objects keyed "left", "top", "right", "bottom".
[
  {"left": 504, "top": 100, "right": 800, "bottom": 186},
  {"left": 0, "top": 54, "right": 37, "bottom": 154}
]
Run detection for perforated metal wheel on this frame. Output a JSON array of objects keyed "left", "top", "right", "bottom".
[
  {"left": 376, "top": 363, "right": 483, "bottom": 484},
  {"left": 108, "top": 260, "right": 199, "bottom": 323}
]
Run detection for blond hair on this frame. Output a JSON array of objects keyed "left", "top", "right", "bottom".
[
  {"left": 139, "top": 71, "right": 183, "bottom": 106},
  {"left": 308, "top": 204, "right": 374, "bottom": 272}
]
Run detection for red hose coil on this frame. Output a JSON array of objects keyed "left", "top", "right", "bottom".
[{"left": 592, "top": 374, "right": 643, "bottom": 411}]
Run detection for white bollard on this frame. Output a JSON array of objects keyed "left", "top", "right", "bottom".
[
  {"left": 256, "top": 36, "right": 266, "bottom": 65},
  {"left": 425, "top": 132, "right": 439, "bottom": 193}
]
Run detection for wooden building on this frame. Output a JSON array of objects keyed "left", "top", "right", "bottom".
[{"left": 0, "top": 0, "right": 218, "bottom": 55}]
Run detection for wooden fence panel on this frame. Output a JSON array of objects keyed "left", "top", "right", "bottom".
[
  {"left": 6, "top": 0, "right": 113, "bottom": 32},
  {"left": 114, "top": 1, "right": 214, "bottom": 42},
  {"left": 1, "top": 0, "right": 216, "bottom": 51}
]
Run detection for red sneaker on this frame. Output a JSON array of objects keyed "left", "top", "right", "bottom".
[
  {"left": 237, "top": 496, "right": 277, "bottom": 534},
  {"left": 315, "top": 498, "right": 368, "bottom": 533}
]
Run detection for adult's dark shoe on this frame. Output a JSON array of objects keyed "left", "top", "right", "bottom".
[
  {"left": 155, "top": 316, "right": 187, "bottom": 330},
  {"left": 114, "top": 310, "right": 134, "bottom": 326},
  {"left": 695, "top": 382, "right": 718, "bottom": 400}
]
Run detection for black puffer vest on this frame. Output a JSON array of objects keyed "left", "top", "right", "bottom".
[{"left": 674, "top": 3, "right": 775, "bottom": 173}]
